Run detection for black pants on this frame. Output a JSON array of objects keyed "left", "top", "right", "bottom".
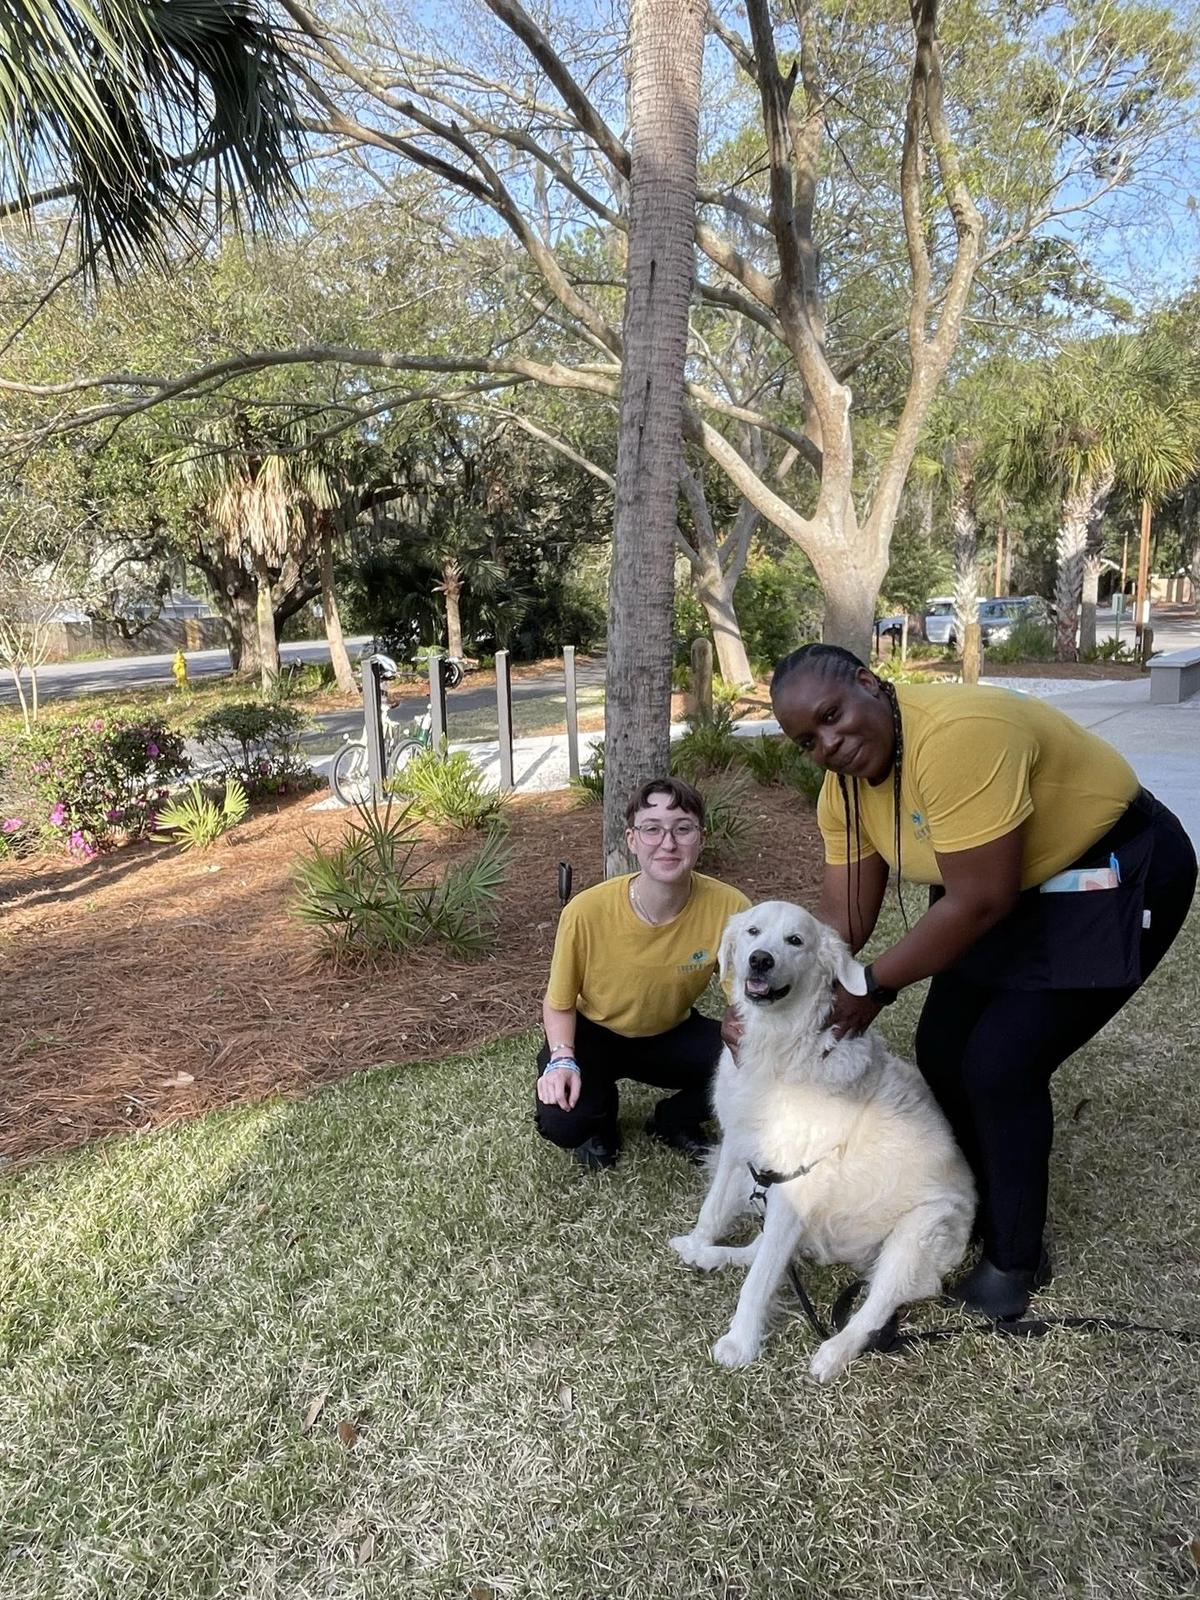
[
  {"left": 534, "top": 1009, "right": 722, "bottom": 1152},
  {"left": 916, "top": 797, "right": 1197, "bottom": 1271}
]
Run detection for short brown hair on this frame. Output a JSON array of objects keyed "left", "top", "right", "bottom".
[{"left": 624, "top": 776, "right": 706, "bottom": 829}]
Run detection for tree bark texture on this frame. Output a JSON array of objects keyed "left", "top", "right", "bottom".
[
  {"left": 1056, "top": 470, "right": 1113, "bottom": 662},
  {"left": 603, "top": 0, "right": 706, "bottom": 874},
  {"left": 320, "top": 528, "right": 356, "bottom": 695},
  {"left": 441, "top": 557, "right": 465, "bottom": 658},
  {"left": 254, "top": 555, "right": 281, "bottom": 691}
]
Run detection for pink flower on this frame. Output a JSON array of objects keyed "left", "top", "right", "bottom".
[
  {"left": 147, "top": 742, "right": 160, "bottom": 758},
  {"left": 68, "top": 830, "right": 96, "bottom": 860},
  {"left": 50, "top": 802, "right": 67, "bottom": 827},
  {"left": 91, "top": 718, "right": 104, "bottom": 733},
  {"left": 106, "top": 808, "right": 123, "bottom": 823},
  {"left": 2, "top": 818, "right": 21, "bottom": 833}
]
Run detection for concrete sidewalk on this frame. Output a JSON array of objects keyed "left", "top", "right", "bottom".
[{"left": 311, "top": 671, "right": 1200, "bottom": 851}]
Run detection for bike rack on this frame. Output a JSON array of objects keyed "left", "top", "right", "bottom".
[{"left": 361, "top": 653, "right": 395, "bottom": 798}]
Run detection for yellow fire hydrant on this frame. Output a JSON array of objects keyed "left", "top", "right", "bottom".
[{"left": 172, "top": 649, "right": 189, "bottom": 692}]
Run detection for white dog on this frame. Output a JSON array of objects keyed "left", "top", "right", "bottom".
[{"left": 669, "top": 900, "right": 975, "bottom": 1382}]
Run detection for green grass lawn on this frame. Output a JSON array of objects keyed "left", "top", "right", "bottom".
[
  {"left": 446, "top": 685, "right": 607, "bottom": 745},
  {"left": 2, "top": 910, "right": 1198, "bottom": 1599}
]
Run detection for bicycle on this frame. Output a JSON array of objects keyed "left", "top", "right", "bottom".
[
  {"left": 328, "top": 707, "right": 432, "bottom": 804},
  {"left": 328, "top": 660, "right": 434, "bottom": 803}
]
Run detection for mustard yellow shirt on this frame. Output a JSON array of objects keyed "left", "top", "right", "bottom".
[
  {"left": 545, "top": 872, "right": 750, "bottom": 1037},
  {"left": 816, "top": 681, "right": 1139, "bottom": 890}
]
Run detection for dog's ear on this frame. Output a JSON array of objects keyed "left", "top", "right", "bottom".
[
  {"left": 718, "top": 910, "right": 744, "bottom": 985},
  {"left": 818, "top": 921, "right": 867, "bottom": 995}
]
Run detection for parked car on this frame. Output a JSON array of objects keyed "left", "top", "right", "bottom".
[{"left": 923, "top": 595, "right": 1054, "bottom": 649}]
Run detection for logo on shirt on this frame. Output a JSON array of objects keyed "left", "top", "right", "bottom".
[
  {"left": 677, "top": 948, "right": 711, "bottom": 973},
  {"left": 910, "top": 808, "right": 932, "bottom": 843}
]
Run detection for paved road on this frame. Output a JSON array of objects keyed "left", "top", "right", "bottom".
[{"left": 0, "top": 636, "right": 377, "bottom": 704}]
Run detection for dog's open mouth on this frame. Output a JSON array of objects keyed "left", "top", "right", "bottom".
[{"left": 744, "top": 977, "right": 791, "bottom": 1004}]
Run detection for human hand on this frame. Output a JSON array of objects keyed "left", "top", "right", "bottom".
[
  {"left": 537, "top": 1064, "right": 582, "bottom": 1111},
  {"left": 827, "top": 981, "right": 882, "bottom": 1041},
  {"left": 720, "top": 1005, "right": 743, "bottom": 1060}
]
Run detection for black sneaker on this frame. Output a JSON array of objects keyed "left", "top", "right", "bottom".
[
  {"left": 571, "top": 1135, "right": 619, "bottom": 1170},
  {"left": 644, "top": 1117, "right": 711, "bottom": 1165},
  {"left": 945, "top": 1248, "right": 1053, "bottom": 1320}
]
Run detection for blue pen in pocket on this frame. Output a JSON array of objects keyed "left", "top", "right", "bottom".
[{"left": 1110, "top": 852, "right": 1121, "bottom": 884}]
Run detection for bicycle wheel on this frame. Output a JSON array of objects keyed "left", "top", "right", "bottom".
[
  {"left": 442, "top": 657, "right": 464, "bottom": 690},
  {"left": 386, "top": 737, "right": 424, "bottom": 781},
  {"left": 329, "top": 740, "right": 370, "bottom": 803}
]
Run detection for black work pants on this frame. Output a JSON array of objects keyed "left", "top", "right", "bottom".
[
  {"left": 915, "top": 800, "right": 1197, "bottom": 1271},
  {"left": 534, "top": 1009, "right": 722, "bottom": 1152}
]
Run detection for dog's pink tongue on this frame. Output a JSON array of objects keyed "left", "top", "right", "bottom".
[{"left": 745, "top": 977, "right": 771, "bottom": 996}]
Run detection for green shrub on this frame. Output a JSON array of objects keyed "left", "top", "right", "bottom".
[
  {"left": 272, "top": 660, "right": 338, "bottom": 699},
  {"left": 293, "top": 797, "right": 509, "bottom": 956},
  {"left": 190, "top": 702, "right": 315, "bottom": 796},
  {"left": 872, "top": 657, "right": 940, "bottom": 685},
  {"left": 1082, "top": 636, "right": 1138, "bottom": 663},
  {"left": 0, "top": 713, "right": 190, "bottom": 856},
  {"left": 571, "top": 739, "right": 605, "bottom": 805},
  {"left": 389, "top": 745, "right": 506, "bottom": 831},
  {"left": 741, "top": 733, "right": 824, "bottom": 802},
  {"left": 154, "top": 778, "right": 249, "bottom": 851},
  {"left": 986, "top": 619, "right": 1054, "bottom": 664},
  {"left": 671, "top": 703, "right": 743, "bottom": 781},
  {"left": 698, "top": 769, "right": 753, "bottom": 863},
  {"left": 733, "top": 545, "right": 824, "bottom": 673}
]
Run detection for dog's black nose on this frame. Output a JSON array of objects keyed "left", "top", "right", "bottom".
[{"left": 748, "top": 948, "right": 775, "bottom": 974}]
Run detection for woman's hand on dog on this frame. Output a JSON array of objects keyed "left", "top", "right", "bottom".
[
  {"left": 720, "top": 1006, "right": 744, "bottom": 1059},
  {"left": 828, "top": 981, "right": 882, "bottom": 1040},
  {"left": 537, "top": 1066, "right": 583, "bottom": 1111}
]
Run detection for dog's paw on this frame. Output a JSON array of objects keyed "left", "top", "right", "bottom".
[
  {"left": 809, "top": 1333, "right": 855, "bottom": 1384},
  {"left": 668, "top": 1232, "right": 703, "bottom": 1266},
  {"left": 712, "top": 1330, "right": 759, "bottom": 1368}
]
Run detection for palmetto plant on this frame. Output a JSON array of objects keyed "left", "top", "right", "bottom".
[
  {"left": 0, "top": 0, "right": 305, "bottom": 275},
  {"left": 154, "top": 776, "right": 249, "bottom": 850}
]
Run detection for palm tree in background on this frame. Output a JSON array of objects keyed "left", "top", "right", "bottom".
[
  {"left": 1003, "top": 333, "right": 1200, "bottom": 660},
  {"left": 0, "top": 0, "right": 304, "bottom": 274}
]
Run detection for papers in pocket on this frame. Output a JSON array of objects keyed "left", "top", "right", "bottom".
[{"left": 1039, "top": 867, "right": 1121, "bottom": 893}]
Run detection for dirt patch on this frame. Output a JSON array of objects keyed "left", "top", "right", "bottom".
[{"left": 0, "top": 784, "right": 824, "bottom": 1169}]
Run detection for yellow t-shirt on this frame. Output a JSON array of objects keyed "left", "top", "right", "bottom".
[
  {"left": 545, "top": 872, "right": 750, "bottom": 1037},
  {"left": 816, "top": 681, "right": 1139, "bottom": 890}
]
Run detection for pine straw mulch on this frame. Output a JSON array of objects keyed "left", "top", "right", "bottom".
[{"left": 0, "top": 785, "right": 824, "bottom": 1171}]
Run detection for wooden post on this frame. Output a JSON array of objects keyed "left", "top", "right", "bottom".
[
  {"left": 1134, "top": 499, "right": 1153, "bottom": 653},
  {"left": 496, "top": 648, "right": 514, "bottom": 792},
  {"left": 428, "top": 651, "right": 448, "bottom": 748},
  {"left": 563, "top": 645, "right": 580, "bottom": 781},
  {"left": 1120, "top": 528, "right": 1130, "bottom": 595},
  {"left": 691, "top": 637, "right": 713, "bottom": 720},
  {"left": 962, "top": 622, "right": 982, "bottom": 685},
  {"left": 994, "top": 529, "right": 1004, "bottom": 597}
]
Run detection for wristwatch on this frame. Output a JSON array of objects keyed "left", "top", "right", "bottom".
[{"left": 863, "top": 963, "right": 898, "bottom": 1007}]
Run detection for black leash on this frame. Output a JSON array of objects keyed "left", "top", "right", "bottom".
[{"left": 748, "top": 1163, "right": 1199, "bottom": 1354}]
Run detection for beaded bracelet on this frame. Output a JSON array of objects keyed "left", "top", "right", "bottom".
[{"left": 543, "top": 1057, "right": 580, "bottom": 1075}]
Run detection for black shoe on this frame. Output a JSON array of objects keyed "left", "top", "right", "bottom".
[
  {"left": 945, "top": 1249, "right": 1053, "bottom": 1320},
  {"left": 644, "top": 1117, "right": 710, "bottom": 1165},
  {"left": 571, "top": 1135, "right": 619, "bottom": 1170}
]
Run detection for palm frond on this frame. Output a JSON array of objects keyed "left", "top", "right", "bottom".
[{"left": 0, "top": 0, "right": 306, "bottom": 277}]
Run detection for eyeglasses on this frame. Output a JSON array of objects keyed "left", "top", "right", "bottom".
[{"left": 631, "top": 822, "right": 702, "bottom": 843}]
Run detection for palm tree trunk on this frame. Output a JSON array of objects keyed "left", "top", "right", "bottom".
[
  {"left": 319, "top": 529, "right": 355, "bottom": 694},
  {"left": 1077, "top": 470, "right": 1115, "bottom": 657},
  {"left": 1055, "top": 479, "right": 1095, "bottom": 662},
  {"left": 254, "top": 556, "right": 280, "bottom": 691},
  {"left": 603, "top": 0, "right": 706, "bottom": 874},
  {"left": 441, "top": 558, "right": 465, "bottom": 658}
]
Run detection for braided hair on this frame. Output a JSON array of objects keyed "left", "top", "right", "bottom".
[{"left": 771, "top": 644, "right": 909, "bottom": 935}]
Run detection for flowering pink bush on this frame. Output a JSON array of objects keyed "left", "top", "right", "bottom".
[{"left": 0, "top": 714, "right": 190, "bottom": 856}]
